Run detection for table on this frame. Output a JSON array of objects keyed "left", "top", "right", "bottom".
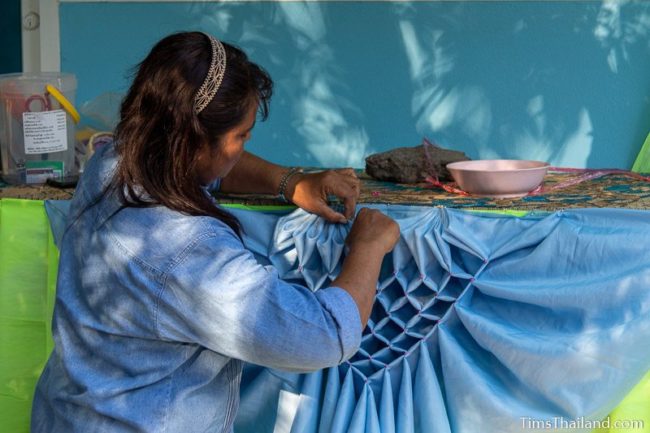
[
  {"left": 1, "top": 170, "right": 650, "bottom": 433},
  {"left": 3, "top": 170, "right": 650, "bottom": 209},
  {"left": 228, "top": 204, "right": 650, "bottom": 433},
  {"left": 216, "top": 171, "right": 650, "bottom": 433},
  {"left": 212, "top": 170, "right": 650, "bottom": 210}
]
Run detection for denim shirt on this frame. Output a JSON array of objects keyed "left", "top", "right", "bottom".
[{"left": 31, "top": 145, "right": 361, "bottom": 433}]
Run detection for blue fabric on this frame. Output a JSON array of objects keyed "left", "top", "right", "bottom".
[
  {"left": 32, "top": 145, "right": 361, "bottom": 433},
  {"left": 43, "top": 200, "right": 70, "bottom": 247},
  {"left": 42, "top": 192, "right": 650, "bottom": 432},
  {"left": 229, "top": 206, "right": 650, "bottom": 433}
]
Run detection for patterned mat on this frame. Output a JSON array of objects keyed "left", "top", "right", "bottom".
[
  {"left": 216, "top": 170, "right": 650, "bottom": 211},
  {"left": 4, "top": 170, "right": 649, "bottom": 210}
]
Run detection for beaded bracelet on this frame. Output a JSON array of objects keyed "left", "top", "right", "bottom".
[{"left": 277, "top": 167, "right": 303, "bottom": 202}]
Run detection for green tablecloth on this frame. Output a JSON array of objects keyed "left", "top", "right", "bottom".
[{"left": 0, "top": 199, "right": 58, "bottom": 433}]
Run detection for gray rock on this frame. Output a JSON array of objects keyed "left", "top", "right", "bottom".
[{"left": 365, "top": 144, "right": 470, "bottom": 183}]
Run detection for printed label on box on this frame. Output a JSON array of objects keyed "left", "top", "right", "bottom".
[
  {"left": 22, "top": 109, "right": 68, "bottom": 154},
  {"left": 25, "top": 160, "right": 63, "bottom": 184}
]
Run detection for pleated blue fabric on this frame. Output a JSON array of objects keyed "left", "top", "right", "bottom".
[
  {"left": 231, "top": 205, "right": 650, "bottom": 433},
  {"left": 43, "top": 201, "right": 650, "bottom": 432}
]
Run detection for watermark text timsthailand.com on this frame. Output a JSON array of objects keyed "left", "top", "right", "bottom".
[{"left": 521, "top": 416, "right": 645, "bottom": 430}]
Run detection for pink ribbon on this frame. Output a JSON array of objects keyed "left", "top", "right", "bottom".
[{"left": 424, "top": 176, "right": 471, "bottom": 196}]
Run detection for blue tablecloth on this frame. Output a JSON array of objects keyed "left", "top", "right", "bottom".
[{"left": 44, "top": 202, "right": 650, "bottom": 433}]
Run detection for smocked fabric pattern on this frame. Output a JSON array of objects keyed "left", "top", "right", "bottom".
[{"left": 232, "top": 206, "right": 650, "bottom": 433}]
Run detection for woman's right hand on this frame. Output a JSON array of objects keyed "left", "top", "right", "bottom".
[
  {"left": 345, "top": 208, "right": 400, "bottom": 255},
  {"left": 333, "top": 208, "right": 399, "bottom": 330}
]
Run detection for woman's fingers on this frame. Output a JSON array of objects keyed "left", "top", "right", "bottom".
[
  {"left": 290, "top": 169, "right": 361, "bottom": 223},
  {"left": 328, "top": 170, "right": 360, "bottom": 197},
  {"left": 346, "top": 208, "right": 400, "bottom": 253},
  {"left": 342, "top": 195, "right": 356, "bottom": 220},
  {"left": 314, "top": 199, "right": 348, "bottom": 223},
  {"left": 324, "top": 171, "right": 359, "bottom": 220}
]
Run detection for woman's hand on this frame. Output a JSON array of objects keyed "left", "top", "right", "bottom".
[
  {"left": 345, "top": 208, "right": 400, "bottom": 255},
  {"left": 285, "top": 168, "right": 361, "bottom": 224},
  {"left": 332, "top": 208, "right": 400, "bottom": 327}
]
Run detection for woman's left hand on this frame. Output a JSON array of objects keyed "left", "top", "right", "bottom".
[{"left": 286, "top": 169, "right": 360, "bottom": 223}]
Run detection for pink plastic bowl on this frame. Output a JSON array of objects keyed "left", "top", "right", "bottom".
[{"left": 446, "top": 159, "right": 550, "bottom": 198}]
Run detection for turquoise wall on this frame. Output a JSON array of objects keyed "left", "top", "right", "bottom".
[
  {"left": 60, "top": 1, "right": 650, "bottom": 169},
  {"left": 0, "top": 0, "right": 22, "bottom": 74}
]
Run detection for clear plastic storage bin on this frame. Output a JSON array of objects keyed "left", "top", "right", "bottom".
[{"left": 0, "top": 73, "right": 79, "bottom": 184}]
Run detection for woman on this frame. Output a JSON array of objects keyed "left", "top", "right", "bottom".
[{"left": 31, "top": 32, "right": 399, "bottom": 433}]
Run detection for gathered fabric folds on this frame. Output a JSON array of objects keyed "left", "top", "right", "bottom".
[{"left": 230, "top": 205, "right": 650, "bottom": 433}]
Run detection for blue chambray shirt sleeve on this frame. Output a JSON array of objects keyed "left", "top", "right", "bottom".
[
  {"left": 313, "top": 287, "right": 361, "bottom": 363},
  {"left": 156, "top": 226, "right": 362, "bottom": 372}
]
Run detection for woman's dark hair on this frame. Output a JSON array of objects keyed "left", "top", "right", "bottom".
[{"left": 111, "top": 31, "right": 273, "bottom": 234}]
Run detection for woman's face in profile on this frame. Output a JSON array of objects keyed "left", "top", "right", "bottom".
[{"left": 196, "top": 103, "right": 257, "bottom": 184}]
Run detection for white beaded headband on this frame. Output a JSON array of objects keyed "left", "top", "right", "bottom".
[{"left": 194, "top": 34, "right": 227, "bottom": 114}]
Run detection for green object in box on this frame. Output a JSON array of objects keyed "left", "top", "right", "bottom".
[{"left": 25, "top": 160, "right": 64, "bottom": 184}]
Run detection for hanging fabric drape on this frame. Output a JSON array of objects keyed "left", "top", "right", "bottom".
[{"left": 230, "top": 205, "right": 650, "bottom": 433}]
